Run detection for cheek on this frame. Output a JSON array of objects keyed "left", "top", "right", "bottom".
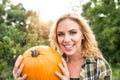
[
  {"left": 74, "top": 35, "right": 84, "bottom": 43},
  {"left": 57, "top": 37, "right": 62, "bottom": 45}
]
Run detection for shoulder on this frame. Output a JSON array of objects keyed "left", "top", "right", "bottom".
[
  {"left": 84, "top": 58, "right": 111, "bottom": 70},
  {"left": 87, "top": 57, "right": 112, "bottom": 73},
  {"left": 85, "top": 57, "right": 111, "bottom": 68},
  {"left": 81, "top": 58, "right": 112, "bottom": 79},
  {"left": 95, "top": 58, "right": 112, "bottom": 79},
  {"left": 95, "top": 58, "right": 111, "bottom": 71}
]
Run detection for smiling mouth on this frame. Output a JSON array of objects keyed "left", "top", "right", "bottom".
[{"left": 64, "top": 44, "right": 75, "bottom": 48}]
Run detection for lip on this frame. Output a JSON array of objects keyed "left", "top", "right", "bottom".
[{"left": 63, "top": 44, "right": 75, "bottom": 51}]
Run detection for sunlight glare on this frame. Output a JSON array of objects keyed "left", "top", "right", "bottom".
[{"left": 11, "top": 0, "right": 89, "bottom": 21}]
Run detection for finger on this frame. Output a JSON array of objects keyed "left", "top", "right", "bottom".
[
  {"left": 20, "top": 74, "right": 27, "bottom": 80},
  {"left": 55, "top": 71, "right": 64, "bottom": 80},
  {"left": 13, "top": 55, "right": 23, "bottom": 74},
  {"left": 61, "top": 58, "right": 68, "bottom": 71},
  {"left": 58, "top": 63, "right": 65, "bottom": 74},
  {"left": 16, "top": 64, "right": 24, "bottom": 78},
  {"left": 58, "top": 63, "right": 70, "bottom": 77},
  {"left": 61, "top": 58, "right": 70, "bottom": 77},
  {"left": 15, "top": 72, "right": 27, "bottom": 80}
]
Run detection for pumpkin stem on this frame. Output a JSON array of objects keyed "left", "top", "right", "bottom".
[{"left": 31, "top": 49, "right": 40, "bottom": 57}]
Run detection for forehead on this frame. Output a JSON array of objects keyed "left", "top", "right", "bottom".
[{"left": 57, "top": 19, "right": 80, "bottom": 31}]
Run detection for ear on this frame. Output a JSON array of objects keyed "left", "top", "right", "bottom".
[{"left": 82, "top": 34, "right": 84, "bottom": 40}]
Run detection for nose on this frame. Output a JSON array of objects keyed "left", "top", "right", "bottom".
[{"left": 64, "top": 34, "right": 71, "bottom": 42}]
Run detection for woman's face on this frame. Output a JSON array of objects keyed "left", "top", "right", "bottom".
[{"left": 57, "top": 19, "right": 84, "bottom": 56}]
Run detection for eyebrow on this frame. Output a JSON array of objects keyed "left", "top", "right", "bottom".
[
  {"left": 57, "top": 29, "right": 77, "bottom": 33},
  {"left": 68, "top": 29, "right": 77, "bottom": 32}
]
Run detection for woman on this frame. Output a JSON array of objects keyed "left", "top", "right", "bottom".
[{"left": 13, "top": 13, "right": 112, "bottom": 80}]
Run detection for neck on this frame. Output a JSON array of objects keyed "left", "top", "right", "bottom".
[{"left": 67, "top": 53, "right": 84, "bottom": 63}]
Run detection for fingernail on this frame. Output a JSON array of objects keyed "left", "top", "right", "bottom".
[
  {"left": 19, "top": 55, "right": 22, "bottom": 58},
  {"left": 21, "top": 63, "right": 24, "bottom": 66},
  {"left": 58, "top": 63, "right": 62, "bottom": 66}
]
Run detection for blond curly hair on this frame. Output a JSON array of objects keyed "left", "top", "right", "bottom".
[{"left": 49, "top": 13, "right": 104, "bottom": 60}]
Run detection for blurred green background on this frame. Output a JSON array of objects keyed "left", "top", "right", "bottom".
[{"left": 0, "top": 0, "right": 120, "bottom": 80}]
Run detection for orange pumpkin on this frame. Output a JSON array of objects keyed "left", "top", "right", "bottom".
[{"left": 20, "top": 45, "right": 63, "bottom": 80}]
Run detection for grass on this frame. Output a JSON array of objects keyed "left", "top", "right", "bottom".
[{"left": 111, "top": 63, "right": 120, "bottom": 80}]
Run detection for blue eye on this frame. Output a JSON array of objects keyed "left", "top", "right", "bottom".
[
  {"left": 57, "top": 33, "right": 64, "bottom": 37},
  {"left": 70, "top": 31, "right": 77, "bottom": 35}
]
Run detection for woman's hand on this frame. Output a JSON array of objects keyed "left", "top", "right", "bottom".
[
  {"left": 55, "top": 58, "right": 70, "bottom": 80},
  {"left": 12, "top": 55, "right": 27, "bottom": 80}
]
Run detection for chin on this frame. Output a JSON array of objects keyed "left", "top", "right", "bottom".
[{"left": 64, "top": 51, "right": 75, "bottom": 56}]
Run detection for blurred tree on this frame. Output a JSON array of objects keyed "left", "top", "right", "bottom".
[
  {"left": 0, "top": 0, "right": 27, "bottom": 79},
  {"left": 0, "top": 0, "right": 26, "bottom": 29},
  {"left": 25, "top": 10, "right": 52, "bottom": 47},
  {"left": 81, "top": 0, "right": 120, "bottom": 63}
]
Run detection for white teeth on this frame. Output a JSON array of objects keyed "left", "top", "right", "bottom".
[{"left": 64, "top": 45, "right": 73, "bottom": 48}]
